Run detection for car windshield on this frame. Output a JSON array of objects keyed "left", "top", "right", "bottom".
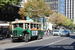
[
  {"left": 62, "top": 30, "right": 68, "bottom": 32},
  {"left": 54, "top": 30, "right": 59, "bottom": 32}
]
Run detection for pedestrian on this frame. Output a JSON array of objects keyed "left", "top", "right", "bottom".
[
  {"left": 47, "top": 29, "right": 50, "bottom": 35},
  {"left": 43, "top": 29, "right": 47, "bottom": 35},
  {"left": 50, "top": 30, "right": 51, "bottom": 34},
  {"left": 0, "top": 31, "right": 1, "bottom": 36},
  {"left": 57, "top": 26, "right": 60, "bottom": 30},
  {"left": 7, "top": 30, "right": 9, "bottom": 38}
]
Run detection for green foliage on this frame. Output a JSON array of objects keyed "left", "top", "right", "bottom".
[
  {"left": 0, "top": 0, "right": 22, "bottom": 10},
  {"left": 18, "top": 0, "right": 53, "bottom": 21},
  {"left": 68, "top": 19, "right": 75, "bottom": 28},
  {"left": 64, "top": 18, "right": 71, "bottom": 26},
  {"left": 48, "top": 12, "right": 74, "bottom": 27}
]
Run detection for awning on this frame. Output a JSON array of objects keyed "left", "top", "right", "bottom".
[{"left": 0, "top": 23, "right": 9, "bottom": 26}]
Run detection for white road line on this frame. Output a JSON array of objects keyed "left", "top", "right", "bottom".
[
  {"left": 35, "top": 37, "right": 68, "bottom": 50},
  {"left": 4, "top": 36, "right": 58, "bottom": 49}
]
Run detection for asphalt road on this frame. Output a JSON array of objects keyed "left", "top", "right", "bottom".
[{"left": 0, "top": 34, "right": 75, "bottom": 50}]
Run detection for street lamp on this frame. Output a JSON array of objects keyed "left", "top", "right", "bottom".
[{"left": 43, "top": 17, "right": 44, "bottom": 30}]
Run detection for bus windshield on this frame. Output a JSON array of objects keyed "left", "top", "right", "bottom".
[{"left": 13, "top": 23, "right": 23, "bottom": 29}]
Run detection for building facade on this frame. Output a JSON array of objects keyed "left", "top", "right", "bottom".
[
  {"left": 59, "top": 0, "right": 65, "bottom": 16},
  {"left": 45, "top": 0, "right": 59, "bottom": 13},
  {"left": 45, "top": 0, "right": 75, "bottom": 23},
  {"left": 65, "top": 0, "right": 74, "bottom": 19},
  {"left": 59, "top": 0, "right": 74, "bottom": 19},
  {"left": 59, "top": 0, "right": 75, "bottom": 23}
]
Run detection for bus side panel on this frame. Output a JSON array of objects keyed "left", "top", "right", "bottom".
[
  {"left": 38, "top": 30, "right": 43, "bottom": 37},
  {"left": 27, "top": 29, "right": 32, "bottom": 37}
]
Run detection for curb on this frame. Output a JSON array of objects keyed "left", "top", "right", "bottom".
[
  {"left": 43, "top": 34, "right": 53, "bottom": 37},
  {"left": 0, "top": 39, "right": 11, "bottom": 45}
]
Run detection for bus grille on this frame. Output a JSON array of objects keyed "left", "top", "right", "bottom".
[{"left": 13, "top": 30, "right": 17, "bottom": 36}]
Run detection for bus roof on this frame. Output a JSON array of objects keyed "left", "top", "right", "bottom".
[{"left": 12, "top": 20, "right": 42, "bottom": 24}]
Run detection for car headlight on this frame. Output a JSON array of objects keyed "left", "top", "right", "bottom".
[
  {"left": 20, "top": 35, "right": 22, "bottom": 36},
  {"left": 11, "top": 35, "right": 13, "bottom": 37}
]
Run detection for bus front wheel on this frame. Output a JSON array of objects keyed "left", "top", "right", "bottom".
[{"left": 24, "top": 34, "right": 29, "bottom": 42}]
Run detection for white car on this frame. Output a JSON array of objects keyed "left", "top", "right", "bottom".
[
  {"left": 72, "top": 30, "right": 75, "bottom": 34},
  {"left": 60, "top": 30, "right": 70, "bottom": 37},
  {"left": 53, "top": 30, "right": 60, "bottom": 36}
]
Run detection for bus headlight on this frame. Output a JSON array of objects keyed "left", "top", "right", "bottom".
[
  {"left": 11, "top": 35, "right": 13, "bottom": 37},
  {"left": 20, "top": 35, "right": 22, "bottom": 36}
]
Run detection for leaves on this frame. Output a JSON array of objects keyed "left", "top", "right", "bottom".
[
  {"left": 48, "top": 12, "right": 58, "bottom": 24},
  {"left": 18, "top": 0, "right": 53, "bottom": 21},
  {"left": 48, "top": 12, "right": 73, "bottom": 26},
  {"left": 0, "top": 0, "right": 22, "bottom": 10}
]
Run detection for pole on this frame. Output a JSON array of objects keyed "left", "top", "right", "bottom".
[{"left": 43, "top": 17, "right": 44, "bottom": 30}]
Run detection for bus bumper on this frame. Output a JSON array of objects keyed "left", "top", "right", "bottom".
[{"left": 11, "top": 36, "right": 24, "bottom": 40}]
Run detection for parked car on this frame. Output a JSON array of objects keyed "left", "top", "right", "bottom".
[
  {"left": 66, "top": 29, "right": 72, "bottom": 34},
  {"left": 53, "top": 30, "right": 60, "bottom": 36},
  {"left": 72, "top": 30, "right": 75, "bottom": 34},
  {"left": 60, "top": 30, "right": 70, "bottom": 37},
  {"left": 68, "top": 30, "right": 75, "bottom": 34}
]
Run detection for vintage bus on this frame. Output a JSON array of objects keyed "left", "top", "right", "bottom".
[{"left": 11, "top": 20, "right": 43, "bottom": 42}]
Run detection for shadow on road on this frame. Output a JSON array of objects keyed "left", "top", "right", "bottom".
[
  {"left": 5, "top": 42, "right": 75, "bottom": 50},
  {"left": 12, "top": 38, "right": 42, "bottom": 43},
  {"left": 39, "top": 42, "right": 75, "bottom": 50},
  {"left": 5, "top": 46, "right": 43, "bottom": 50},
  {"left": 69, "top": 35, "right": 75, "bottom": 39}
]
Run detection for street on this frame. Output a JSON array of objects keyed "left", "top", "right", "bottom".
[{"left": 0, "top": 34, "right": 75, "bottom": 50}]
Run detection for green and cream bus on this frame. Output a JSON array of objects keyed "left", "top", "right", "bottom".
[{"left": 11, "top": 20, "right": 43, "bottom": 42}]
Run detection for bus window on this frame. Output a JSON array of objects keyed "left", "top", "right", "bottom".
[
  {"left": 13, "top": 24, "right": 17, "bottom": 29},
  {"left": 31, "top": 23, "right": 34, "bottom": 29},
  {"left": 37, "top": 24, "right": 39, "bottom": 29},
  {"left": 34, "top": 24, "right": 37, "bottom": 29},
  {"left": 38, "top": 24, "right": 41, "bottom": 29},
  {"left": 13, "top": 23, "right": 23, "bottom": 29},
  {"left": 19, "top": 23, "right": 23, "bottom": 28},
  {"left": 25, "top": 23, "right": 29, "bottom": 29}
]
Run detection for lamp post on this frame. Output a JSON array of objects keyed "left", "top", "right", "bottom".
[
  {"left": 1, "top": 26, "right": 3, "bottom": 37},
  {"left": 43, "top": 17, "right": 44, "bottom": 30}
]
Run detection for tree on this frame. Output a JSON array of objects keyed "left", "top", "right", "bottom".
[
  {"left": 57, "top": 13, "right": 67, "bottom": 25},
  {"left": 0, "top": 0, "right": 22, "bottom": 10},
  {"left": 18, "top": 0, "right": 53, "bottom": 21},
  {"left": 48, "top": 12, "right": 73, "bottom": 26},
  {"left": 48, "top": 12, "right": 59, "bottom": 24}
]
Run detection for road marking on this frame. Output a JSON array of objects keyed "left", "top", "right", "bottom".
[
  {"left": 35, "top": 37, "right": 68, "bottom": 50},
  {"left": 4, "top": 36, "right": 58, "bottom": 49}
]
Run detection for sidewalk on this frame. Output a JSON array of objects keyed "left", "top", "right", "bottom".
[
  {"left": 0, "top": 34, "right": 53, "bottom": 45},
  {"left": 0, "top": 37, "right": 11, "bottom": 45},
  {"left": 43, "top": 33, "right": 53, "bottom": 36}
]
